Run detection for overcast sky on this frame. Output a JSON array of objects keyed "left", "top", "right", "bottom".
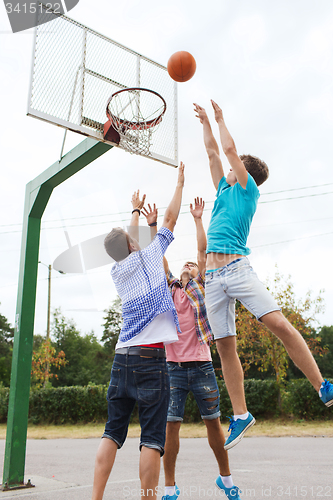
[{"left": 1, "top": 0, "right": 333, "bottom": 339}]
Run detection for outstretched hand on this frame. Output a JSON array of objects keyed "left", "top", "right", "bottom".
[
  {"left": 131, "top": 190, "right": 146, "bottom": 211},
  {"left": 142, "top": 203, "right": 158, "bottom": 226},
  {"left": 190, "top": 197, "right": 205, "bottom": 219},
  {"left": 211, "top": 100, "right": 224, "bottom": 122},
  {"left": 193, "top": 103, "right": 208, "bottom": 124}
]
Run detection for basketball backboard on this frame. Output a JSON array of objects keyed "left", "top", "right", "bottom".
[{"left": 27, "top": 5, "right": 178, "bottom": 167}]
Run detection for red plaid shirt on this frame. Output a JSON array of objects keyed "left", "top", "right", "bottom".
[{"left": 167, "top": 271, "right": 213, "bottom": 345}]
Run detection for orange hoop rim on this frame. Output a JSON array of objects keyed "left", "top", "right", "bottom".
[{"left": 106, "top": 87, "right": 167, "bottom": 131}]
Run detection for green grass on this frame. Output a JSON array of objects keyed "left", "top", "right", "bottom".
[{"left": 1, "top": 419, "right": 332, "bottom": 440}]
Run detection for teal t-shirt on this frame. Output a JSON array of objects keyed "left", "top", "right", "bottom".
[{"left": 207, "top": 173, "right": 260, "bottom": 255}]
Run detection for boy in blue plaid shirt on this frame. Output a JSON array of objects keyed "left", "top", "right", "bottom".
[{"left": 91, "top": 164, "right": 184, "bottom": 500}]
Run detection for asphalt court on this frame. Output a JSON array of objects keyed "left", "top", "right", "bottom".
[{"left": 1, "top": 436, "right": 332, "bottom": 499}]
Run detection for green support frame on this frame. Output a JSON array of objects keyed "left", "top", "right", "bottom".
[{"left": 2, "top": 138, "right": 112, "bottom": 489}]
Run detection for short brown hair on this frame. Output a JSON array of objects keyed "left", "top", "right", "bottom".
[
  {"left": 240, "top": 154, "right": 269, "bottom": 186},
  {"left": 104, "top": 228, "right": 130, "bottom": 262}
]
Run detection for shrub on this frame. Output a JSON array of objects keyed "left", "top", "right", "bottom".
[
  {"left": 285, "top": 379, "right": 333, "bottom": 420},
  {"left": 0, "top": 384, "right": 9, "bottom": 423},
  {"left": 1, "top": 379, "right": 331, "bottom": 425},
  {"left": 218, "top": 378, "right": 280, "bottom": 420},
  {"left": 29, "top": 385, "right": 108, "bottom": 424}
]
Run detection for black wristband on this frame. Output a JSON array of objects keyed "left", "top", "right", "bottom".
[
  {"left": 132, "top": 209, "right": 141, "bottom": 215},
  {"left": 149, "top": 222, "right": 157, "bottom": 227}
]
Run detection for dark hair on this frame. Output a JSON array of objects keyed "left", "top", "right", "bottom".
[{"left": 239, "top": 154, "right": 269, "bottom": 186}]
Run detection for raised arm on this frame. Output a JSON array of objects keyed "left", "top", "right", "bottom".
[
  {"left": 211, "top": 100, "right": 248, "bottom": 189},
  {"left": 190, "top": 197, "right": 207, "bottom": 275},
  {"left": 142, "top": 203, "right": 158, "bottom": 240},
  {"left": 128, "top": 190, "right": 146, "bottom": 241},
  {"left": 194, "top": 103, "right": 223, "bottom": 190},
  {"left": 142, "top": 201, "right": 170, "bottom": 275},
  {"left": 162, "top": 162, "right": 185, "bottom": 232}
]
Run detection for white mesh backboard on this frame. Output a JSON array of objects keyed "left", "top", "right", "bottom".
[{"left": 28, "top": 6, "right": 178, "bottom": 166}]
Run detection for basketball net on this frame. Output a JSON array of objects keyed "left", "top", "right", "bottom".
[{"left": 106, "top": 88, "right": 166, "bottom": 155}]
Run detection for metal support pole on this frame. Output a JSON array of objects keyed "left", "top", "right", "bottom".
[{"left": 2, "top": 138, "right": 112, "bottom": 490}]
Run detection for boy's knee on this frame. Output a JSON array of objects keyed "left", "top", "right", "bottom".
[
  {"left": 262, "top": 311, "right": 295, "bottom": 336},
  {"left": 216, "top": 337, "right": 237, "bottom": 356}
]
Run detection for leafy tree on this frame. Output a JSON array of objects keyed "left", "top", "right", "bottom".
[
  {"left": 236, "top": 268, "right": 326, "bottom": 385},
  {"left": 31, "top": 339, "right": 67, "bottom": 388},
  {"left": 102, "top": 296, "right": 123, "bottom": 362},
  {"left": 51, "top": 309, "right": 109, "bottom": 386},
  {"left": 0, "top": 307, "right": 14, "bottom": 387}
]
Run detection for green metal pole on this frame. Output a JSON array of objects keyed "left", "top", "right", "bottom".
[{"left": 2, "top": 138, "right": 112, "bottom": 489}]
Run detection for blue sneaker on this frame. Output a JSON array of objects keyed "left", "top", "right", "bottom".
[
  {"left": 224, "top": 413, "right": 255, "bottom": 450},
  {"left": 162, "top": 485, "right": 180, "bottom": 500},
  {"left": 216, "top": 476, "right": 242, "bottom": 499},
  {"left": 320, "top": 379, "right": 333, "bottom": 407}
]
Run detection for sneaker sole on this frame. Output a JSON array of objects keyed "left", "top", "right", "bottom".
[
  {"left": 224, "top": 417, "right": 256, "bottom": 451},
  {"left": 325, "top": 399, "right": 333, "bottom": 407}
]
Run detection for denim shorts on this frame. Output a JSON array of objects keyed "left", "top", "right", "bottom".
[
  {"left": 103, "top": 353, "right": 170, "bottom": 456},
  {"left": 205, "top": 257, "right": 280, "bottom": 339},
  {"left": 166, "top": 361, "right": 221, "bottom": 421}
]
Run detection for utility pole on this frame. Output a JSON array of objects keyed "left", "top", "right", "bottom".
[
  {"left": 38, "top": 262, "right": 63, "bottom": 386},
  {"left": 47, "top": 264, "right": 51, "bottom": 342}
]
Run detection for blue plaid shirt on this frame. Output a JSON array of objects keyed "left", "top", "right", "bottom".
[{"left": 111, "top": 226, "right": 180, "bottom": 342}]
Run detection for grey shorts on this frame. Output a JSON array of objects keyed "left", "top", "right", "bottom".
[{"left": 205, "top": 257, "right": 280, "bottom": 339}]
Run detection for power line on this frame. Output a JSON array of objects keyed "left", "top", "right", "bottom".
[
  {"left": 1, "top": 181, "right": 333, "bottom": 231},
  {"left": 259, "top": 190, "right": 333, "bottom": 204},
  {"left": 260, "top": 182, "right": 333, "bottom": 196},
  {"left": 252, "top": 230, "right": 333, "bottom": 248}
]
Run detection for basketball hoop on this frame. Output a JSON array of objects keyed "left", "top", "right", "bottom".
[{"left": 106, "top": 88, "right": 167, "bottom": 155}]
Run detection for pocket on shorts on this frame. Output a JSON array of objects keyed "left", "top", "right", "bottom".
[
  {"left": 198, "top": 362, "right": 215, "bottom": 376},
  {"left": 134, "top": 369, "right": 162, "bottom": 405},
  {"left": 167, "top": 363, "right": 178, "bottom": 372},
  {"left": 106, "top": 368, "right": 121, "bottom": 401}
]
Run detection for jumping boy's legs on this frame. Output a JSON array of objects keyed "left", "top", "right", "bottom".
[
  {"left": 260, "top": 310, "right": 323, "bottom": 391},
  {"left": 204, "top": 417, "right": 231, "bottom": 476},
  {"left": 163, "top": 421, "right": 181, "bottom": 488},
  {"left": 163, "top": 419, "right": 240, "bottom": 500},
  {"left": 216, "top": 312, "right": 327, "bottom": 450},
  {"left": 216, "top": 337, "right": 247, "bottom": 415},
  {"left": 163, "top": 363, "right": 242, "bottom": 500},
  {"left": 163, "top": 419, "right": 231, "bottom": 485},
  {"left": 206, "top": 258, "right": 333, "bottom": 451}
]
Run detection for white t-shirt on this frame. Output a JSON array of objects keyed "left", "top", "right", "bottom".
[{"left": 115, "top": 311, "right": 178, "bottom": 350}]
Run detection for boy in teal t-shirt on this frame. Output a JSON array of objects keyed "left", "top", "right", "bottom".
[{"left": 194, "top": 100, "right": 333, "bottom": 451}]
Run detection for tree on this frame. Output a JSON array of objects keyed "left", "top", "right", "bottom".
[
  {"left": 31, "top": 339, "right": 67, "bottom": 388},
  {"left": 0, "top": 307, "right": 14, "bottom": 387},
  {"left": 236, "top": 268, "right": 326, "bottom": 385},
  {"left": 51, "top": 308, "right": 109, "bottom": 386},
  {"left": 315, "top": 326, "right": 333, "bottom": 378},
  {"left": 102, "top": 296, "right": 123, "bottom": 362}
]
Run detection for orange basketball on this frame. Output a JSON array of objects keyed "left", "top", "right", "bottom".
[{"left": 167, "top": 51, "right": 196, "bottom": 83}]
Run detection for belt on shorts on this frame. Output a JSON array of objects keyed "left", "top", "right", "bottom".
[
  {"left": 116, "top": 347, "right": 166, "bottom": 358},
  {"left": 168, "top": 361, "right": 208, "bottom": 368}
]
